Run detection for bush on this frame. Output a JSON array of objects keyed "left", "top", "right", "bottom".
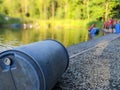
[
  {"left": 87, "top": 20, "right": 103, "bottom": 29},
  {"left": 0, "top": 14, "right": 22, "bottom": 24}
]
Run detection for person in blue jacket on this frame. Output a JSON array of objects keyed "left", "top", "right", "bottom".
[
  {"left": 115, "top": 20, "right": 120, "bottom": 34},
  {"left": 88, "top": 24, "right": 100, "bottom": 39}
]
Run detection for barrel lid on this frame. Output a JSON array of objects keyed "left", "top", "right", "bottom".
[
  {"left": 0, "top": 55, "right": 16, "bottom": 90},
  {"left": 0, "top": 50, "right": 45, "bottom": 90}
]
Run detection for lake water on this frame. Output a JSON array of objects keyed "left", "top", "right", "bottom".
[{"left": 0, "top": 27, "right": 90, "bottom": 48}]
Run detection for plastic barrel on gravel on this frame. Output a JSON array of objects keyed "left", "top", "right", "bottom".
[{"left": 0, "top": 40, "right": 69, "bottom": 90}]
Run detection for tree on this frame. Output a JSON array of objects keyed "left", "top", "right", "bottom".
[{"left": 0, "top": 0, "right": 120, "bottom": 21}]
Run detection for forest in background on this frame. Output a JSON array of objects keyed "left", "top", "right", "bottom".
[
  {"left": 0, "top": 0, "right": 120, "bottom": 28},
  {"left": 0, "top": 0, "right": 120, "bottom": 20}
]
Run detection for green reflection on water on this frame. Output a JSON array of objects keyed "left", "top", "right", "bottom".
[{"left": 0, "top": 27, "right": 89, "bottom": 47}]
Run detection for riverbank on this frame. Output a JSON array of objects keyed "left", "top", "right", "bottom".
[
  {"left": 0, "top": 33, "right": 120, "bottom": 90},
  {"left": 53, "top": 34, "right": 120, "bottom": 90}
]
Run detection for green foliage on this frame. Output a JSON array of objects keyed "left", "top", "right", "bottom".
[
  {"left": 0, "top": 0, "right": 119, "bottom": 23},
  {"left": 0, "top": 14, "right": 21, "bottom": 24},
  {"left": 87, "top": 20, "right": 103, "bottom": 29},
  {"left": 0, "top": 14, "right": 7, "bottom": 24}
]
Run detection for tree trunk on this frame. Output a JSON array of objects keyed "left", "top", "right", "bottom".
[
  {"left": 51, "top": 1, "right": 55, "bottom": 19},
  {"left": 105, "top": 2, "right": 109, "bottom": 21},
  {"left": 83, "top": 0, "right": 87, "bottom": 19},
  {"left": 25, "top": 0, "right": 28, "bottom": 14},
  {"left": 87, "top": 0, "right": 90, "bottom": 21},
  {"left": 44, "top": 4, "right": 47, "bottom": 19},
  {"left": 65, "top": 0, "right": 68, "bottom": 18}
]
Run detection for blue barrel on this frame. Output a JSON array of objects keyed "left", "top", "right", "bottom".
[
  {"left": 115, "top": 23, "right": 120, "bottom": 33},
  {"left": 0, "top": 40, "right": 69, "bottom": 90}
]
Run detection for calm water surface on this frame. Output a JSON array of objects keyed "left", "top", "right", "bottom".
[{"left": 0, "top": 27, "right": 89, "bottom": 48}]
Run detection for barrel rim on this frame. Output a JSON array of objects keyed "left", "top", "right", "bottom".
[{"left": 45, "top": 39, "right": 69, "bottom": 71}]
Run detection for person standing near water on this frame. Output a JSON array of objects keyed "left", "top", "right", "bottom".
[
  {"left": 115, "top": 20, "right": 120, "bottom": 33},
  {"left": 109, "top": 18, "right": 114, "bottom": 33},
  {"left": 88, "top": 24, "right": 100, "bottom": 39},
  {"left": 88, "top": 24, "right": 95, "bottom": 39},
  {"left": 103, "top": 21, "right": 109, "bottom": 32}
]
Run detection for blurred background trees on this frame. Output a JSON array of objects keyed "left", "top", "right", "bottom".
[{"left": 0, "top": 0, "right": 119, "bottom": 21}]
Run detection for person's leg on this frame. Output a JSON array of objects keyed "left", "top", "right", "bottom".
[{"left": 109, "top": 25, "right": 113, "bottom": 33}]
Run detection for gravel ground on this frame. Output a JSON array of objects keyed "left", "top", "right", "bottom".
[
  {"left": 1, "top": 34, "right": 120, "bottom": 90},
  {"left": 67, "top": 34, "right": 120, "bottom": 57},
  {"left": 53, "top": 34, "right": 120, "bottom": 90}
]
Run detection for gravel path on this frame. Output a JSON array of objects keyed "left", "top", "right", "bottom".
[
  {"left": 67, "top": 34, "right": 120, "bottom": 57},
  {"left": 53, "top": 34, "right": 120, "bottom": 90}
]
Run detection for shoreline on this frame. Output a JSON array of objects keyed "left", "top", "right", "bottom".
[
  {"left": 0, "top": 34, "right": 120, "bottom": 90},
  {"left": 53, "top": 34, "right": 120, "bottom": 90}
]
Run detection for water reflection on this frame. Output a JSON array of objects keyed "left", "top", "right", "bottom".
[{"left": 0, "top": 27, "right": 89, "bottom": 47}]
